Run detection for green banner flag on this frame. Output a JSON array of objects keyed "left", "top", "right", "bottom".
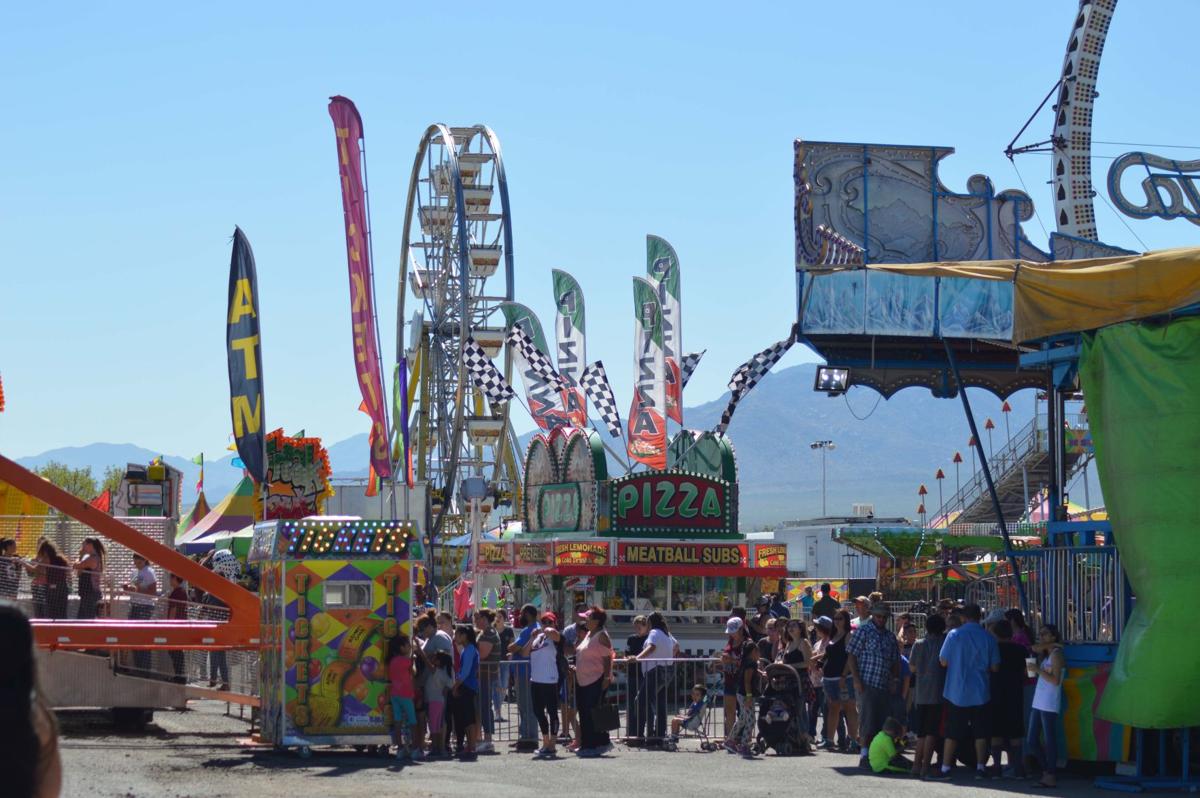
[
  {"left": 647, "top": 235, "right": 683, "bottom": 423},
  {"left": 629, "top": 277, "right": 666, "bottom": 469},
  {"left": 552, "top": 269, "right": 588, "bottom": 427}
]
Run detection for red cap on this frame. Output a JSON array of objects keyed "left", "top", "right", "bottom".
[{"left": 540, "top": 612, "right": 557, "bottom": 625}]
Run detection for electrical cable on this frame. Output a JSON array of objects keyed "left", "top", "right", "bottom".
[
  {"left": 843, "top": 388, "right": 882, "bottom": 421},
  {"left": 1009, "top": 160, "right": 1050, "bottom": 241}
]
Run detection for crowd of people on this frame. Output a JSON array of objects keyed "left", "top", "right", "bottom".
[
  {"left": 383, "top": 604, "right": 626, "bottom": 762},
  {"left": 375, "top": 586, "right": 1065, "bottom": 784},
  {"left": 760, "top": 589, "right": 1067, "bottom": 785},
  {"left": 4, "top": 539, "right": 1069, "bottom": 784}
]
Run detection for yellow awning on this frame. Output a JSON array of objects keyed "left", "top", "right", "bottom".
[{"left": 846, "top": 247, "right": 1200, "bottom": 342}]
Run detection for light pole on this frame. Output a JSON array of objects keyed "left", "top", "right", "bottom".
[{"left": 810, "top": 440, "right": 835, "bottom": 516}]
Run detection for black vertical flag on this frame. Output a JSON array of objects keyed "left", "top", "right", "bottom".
[{"left": 227, "top": 227, "right": 267, "bottom": 482}]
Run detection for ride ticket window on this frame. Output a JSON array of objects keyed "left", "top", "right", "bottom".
[{"left": 637, "top": 576, "right": 667, "bottom": 611}]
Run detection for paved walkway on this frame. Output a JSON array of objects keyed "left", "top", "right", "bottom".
[{"left": 58, "top": 702, "right": 1109, "bottom": 797}]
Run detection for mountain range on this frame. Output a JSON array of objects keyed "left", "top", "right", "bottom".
[{"left": 13, "top": 363, "right": 1100, "bottom": 525}]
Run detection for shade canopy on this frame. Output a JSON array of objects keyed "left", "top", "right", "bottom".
[{"left": 824, "top": 246, "right": 1200, "bottom": 344}]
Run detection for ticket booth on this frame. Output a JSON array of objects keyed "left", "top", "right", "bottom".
[{"left": 250, "top": 517, "right": 422, "bottom": 754}]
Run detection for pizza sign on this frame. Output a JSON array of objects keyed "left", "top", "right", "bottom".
[
  {"left": 609, "top": 471, "right": 736, "bottom": 536},
  {"left": 536, "top": 483, "right": 582, "bottom": 532},
  {"left": 478, "top": 542, "right": 513, "bottom": 568}
]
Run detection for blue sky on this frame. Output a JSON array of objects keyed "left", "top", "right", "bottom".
[{"left": 2, "top": 1, "right": 1198, "bottom": 459}]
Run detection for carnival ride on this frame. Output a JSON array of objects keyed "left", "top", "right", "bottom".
[
  {"left": 396, "top": 124, "right": 521, "bottom": 550},
  {"left": 795, "top": 0, "right": 1200, "bottom": 785},
  {"left": 1, "top": 453, "right": 261, "bottom": 721}
]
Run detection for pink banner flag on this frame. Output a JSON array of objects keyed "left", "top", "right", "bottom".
[{"left": 329, "top": 96, "right": 391, "bottom": 478}]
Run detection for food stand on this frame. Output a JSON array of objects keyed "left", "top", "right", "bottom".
[
  {"left": 475, "top": 428, "right": 786, "bottom": 651},
  {"left": 250, "top": 517, "right": 422, "bottom": 754}
]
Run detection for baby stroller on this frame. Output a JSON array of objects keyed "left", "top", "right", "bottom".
[{"left": 753, "top": 663, "right": 809, "bottom": 755}]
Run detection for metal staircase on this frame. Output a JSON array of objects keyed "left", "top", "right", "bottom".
[{"left": 930, "top": 412, "right": 1089, "bottom": 525}]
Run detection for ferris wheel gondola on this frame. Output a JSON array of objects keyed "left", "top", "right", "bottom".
[{"left": 397, "top": 124, "right": 521, "bottom": 552}]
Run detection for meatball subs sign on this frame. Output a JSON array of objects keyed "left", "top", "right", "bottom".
[{"left": 608, "top": 471, "right": 737, "bottom": 537}]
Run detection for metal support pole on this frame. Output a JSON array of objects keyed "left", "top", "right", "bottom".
[
  {"left": 943, "top": 340, "right": 1030, "bottom": 613},
  {"left": 1046, "top": 380, "right": 1061, "bottom": 522},
  {"left": 821, "top": 447, "right": 827, "bottom": 516},
  {"left": 469, "top": 496, "right": 481, "bottom": 612}
]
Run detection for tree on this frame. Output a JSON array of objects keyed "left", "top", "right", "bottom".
[
  {"left": 35, "top": 461, "right": 98, "bottom": 501},
  {"left": 100, "top": 465, "right": 124, "bottom": 497}
]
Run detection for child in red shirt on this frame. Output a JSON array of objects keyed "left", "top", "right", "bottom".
[{"left": 387, "top": 635, "right": 416, "bottom": 761}]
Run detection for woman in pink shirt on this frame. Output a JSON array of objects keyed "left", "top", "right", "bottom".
[{"left": 572, "top": 606, "right": 614, "bottom": 757}]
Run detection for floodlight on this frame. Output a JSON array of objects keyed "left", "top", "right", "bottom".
[{"left": 814, "top": 366, "right": 850, "bottom": 394}]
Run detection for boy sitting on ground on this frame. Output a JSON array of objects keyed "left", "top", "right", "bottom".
[
  {"left": 869, "top": 717, "right": 913, "bottom": 775},
  {"left": 670, "top": 684, "right": 708, "bottom": 740}
]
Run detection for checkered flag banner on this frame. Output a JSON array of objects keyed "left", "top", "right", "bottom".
[
  {"left": 506, "top": 326, "right": 569, "bottom": 391},
  {"left": 462, "top": 337, "right": 516, "bottom": 405},
  {"left": 680, "top": 350, "right": 705, "bottom": 390},
  {"left": 714, "top": 334, "right": 795, "bottom": 434},
  {"left": 580, "top": 360, "right": 622, "bottom": 437}
]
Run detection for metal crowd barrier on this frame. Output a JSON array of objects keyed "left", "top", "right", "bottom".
[{"left": 451, "top": 656, "right": 733, "bottom": 749}]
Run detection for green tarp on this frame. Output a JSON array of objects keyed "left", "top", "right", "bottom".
[{"left": 1082, "top": 317, "right": 1200, "bottom": 728}]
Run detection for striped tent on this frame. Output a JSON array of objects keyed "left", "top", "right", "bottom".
[
  {"left": 175, "top": 490, "right": 211, "bottom": 540},
  {"left": 175, "top": 476, "right": 256, "bottom": 553}
]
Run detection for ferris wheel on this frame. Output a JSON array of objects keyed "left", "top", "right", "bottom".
[{"left": 397, "top": 124, "right": 521, "bottom": 545}]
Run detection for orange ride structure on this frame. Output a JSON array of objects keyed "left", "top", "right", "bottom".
[{"left": 0, "top": 453, "right": 260, "bottom": 652}]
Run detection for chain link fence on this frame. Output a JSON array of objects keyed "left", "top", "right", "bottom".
[{"left": 0, "top": 514, "right": 174, "bottom": 616}]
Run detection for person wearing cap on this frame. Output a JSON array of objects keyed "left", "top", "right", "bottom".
[
  {"left": 748, "top": 596, "right": 771, "bottom": 641},
  {"left": 522, "top": 611, "right": 563, "bottom": 758},
  {"left": 809, "top": 615, "right": 834, "bottom": 741},
  {"left": 719, "top": 615, "right": 760, "bottom": 756},
  {"left": 846, "top": 602, "right": 901, "bottom": 769},
  {"left": 812, "top": 583, "right": 841, "bottom": 620},
  {"left": 928, "top": 603, "right": 1000, "bottom": 780},
  {"left": 572, "top": 606, "right": 613, "bottom": 757},
  {"left": 983, "top": 607, "right": 1007, "bottom": 629},
  {"left": 850, "top": 596, "right": 872, "bottom": 629}
]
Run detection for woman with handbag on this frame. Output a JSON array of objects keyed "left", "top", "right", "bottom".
[{"left": 573, "top": 606, "right": 614, "bottom": 758}]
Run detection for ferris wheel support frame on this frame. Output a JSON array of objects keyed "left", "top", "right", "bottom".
[{"left": 395, "top": 124, "right": 517, "bottom": 579}]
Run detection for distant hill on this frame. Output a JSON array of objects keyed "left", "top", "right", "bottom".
[
  {"left": 12, "top": 364, "right": 1099, "bottom": 524},
  {"left": 516, "top": 362, "right": 1077, "bottom": 525},
  {"left": 15, "top": 443, "right": 243, "bottom": 509}
]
